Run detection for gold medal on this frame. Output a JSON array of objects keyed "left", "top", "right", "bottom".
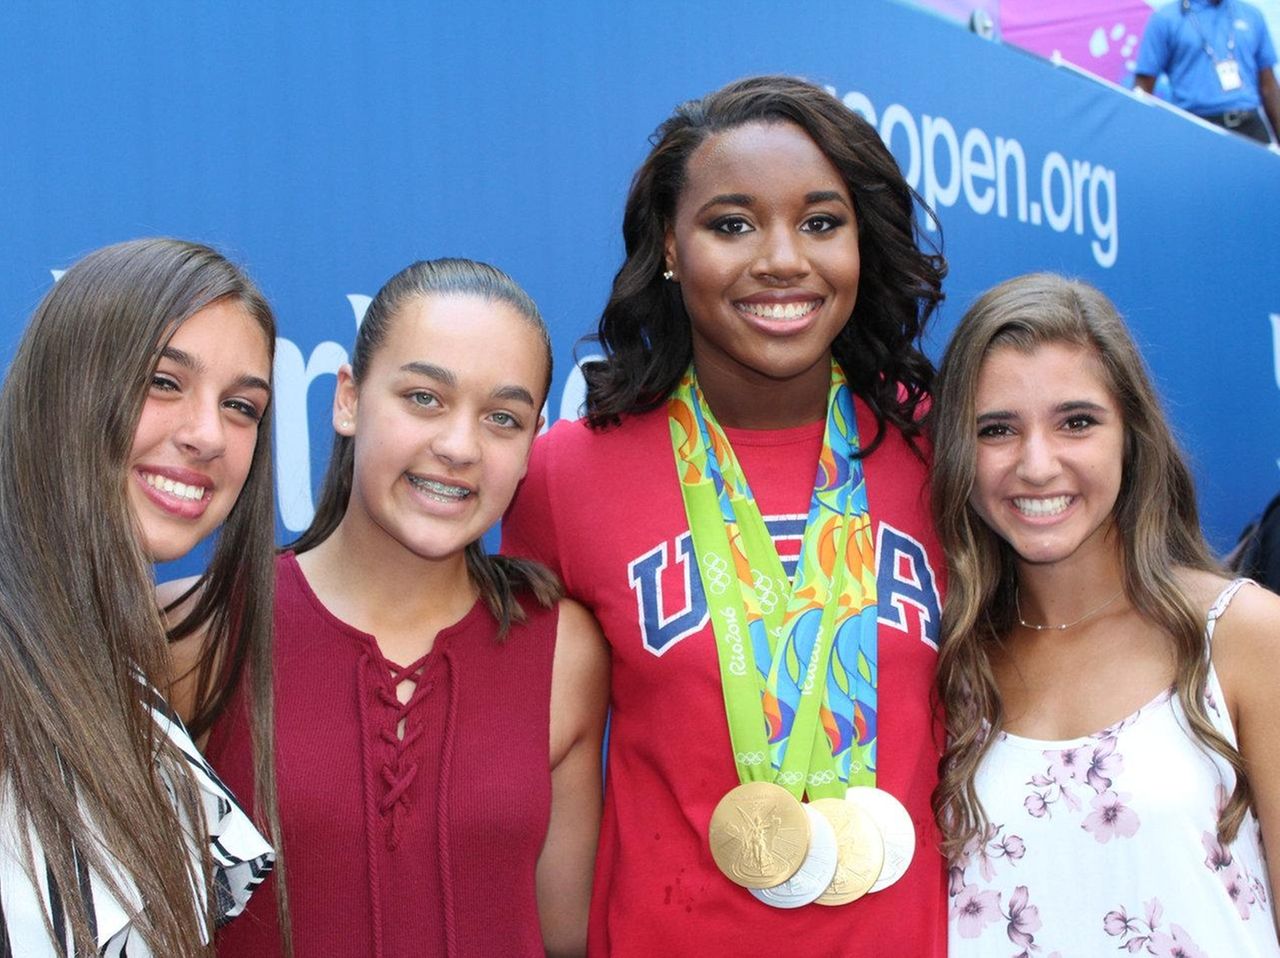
[
  {"left": 810, "top": 797, "right": 885, "bottom": 906},
  {"left": 708, "top": 781, "right": 810, "bottom": 889}
]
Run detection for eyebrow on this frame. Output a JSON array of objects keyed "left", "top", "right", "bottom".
[
  {"left": 160, "top": 346, "right": 271, "bottom": 395},
  {"left": 975, "top": 399, "right": 1108, "bottom": 423},
  {"left": 696, "top": 190, "right": 851, "bottom": 216},
  {"left": 402, "top": 360, "right": 455, "bottom": 387},
  {"left": 401, "top": 361, "right": 537, "bottom": 408}
]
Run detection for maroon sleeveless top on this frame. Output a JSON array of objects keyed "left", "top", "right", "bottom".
[{"left": 208, "top": 552, "right": 557, "bottom": 958}]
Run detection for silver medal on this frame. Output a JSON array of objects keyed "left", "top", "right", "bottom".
[
  {"left": 845, "top": 786, "right": 916, "bottom": 892},
  {"left": 749, "top": 803, "right": 838, "bottom": 909}
]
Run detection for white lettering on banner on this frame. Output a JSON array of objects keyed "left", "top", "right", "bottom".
[
  {"left": 1271, "top": 314, "right": 1280, "bottom": 393},
  {"left": 1271, "top": 314, "right": 1280, "bottom": 473},
  {"left": 560, "top": 353, "right": 601, "bottom": 423},
  {"left": 825, "top": 85, "right": 1120, "bottom": 268},
  {"left": 274, "top": 338, "right": 348, "bottom": 531},
  {"left": 347, "top": 294, "right": 371, "bottom": 329}
]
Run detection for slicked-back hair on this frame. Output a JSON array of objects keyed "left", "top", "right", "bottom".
[{"left": 290, "top": 257, "right": 562, "bottom": 632}]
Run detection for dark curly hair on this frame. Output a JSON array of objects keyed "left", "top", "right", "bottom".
[{"left": 583, "top": 74, "right": 946, "bottom": 454}]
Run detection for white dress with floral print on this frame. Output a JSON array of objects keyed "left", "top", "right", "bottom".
[{"left": 948, "top": 579, "right": 1280, "bottom": 958}]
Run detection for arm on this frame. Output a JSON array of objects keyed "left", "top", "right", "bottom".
[
  {"left": 1211, "top": 582, "right": 1280, "bottom": 920},
  {"left": 537, "top": 599, "right": 610, "bottom": 958},
  {"left": 1133, "top": 12, "right": 1167, "bottom": 95},
  {"left": 1258, "top": 69, "right": 1280, "bottom": 144}
]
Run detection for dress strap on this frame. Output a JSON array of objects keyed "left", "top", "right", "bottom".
[
  {"left": 1200, "top": 578, "right": 1254, "bottom": 747},
  {"left": 1205, "top": 577, "right": 1253, "bottom": 648}
]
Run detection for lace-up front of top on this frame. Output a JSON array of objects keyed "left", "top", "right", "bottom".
[{"left": 208, "top": 552, "right": 558, "bottom": 958}]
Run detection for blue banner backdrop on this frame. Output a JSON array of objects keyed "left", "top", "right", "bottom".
[{"left": 2, "top": 0, "right": 1276, "bottom": 572}]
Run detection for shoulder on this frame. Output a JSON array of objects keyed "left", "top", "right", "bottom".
[
  {"left": 552, "top": 600, "right": 609, "bottom": 703},
  {"left": 1207, "top": 576, "right": 1280, "bottom": 655},
  {"left": 549, "top": 599, "right": 609, "bottom": 735},
  {"left": 1141, "top": 4, "right": 1179, "bottom": 42},
  {"left": 1193, "top": 572, "right": 1280, "bottom": 708},
  {"left": 1241, "top": 0, "right": 1269, "bottom": 25},
  {"left": 553, "top": 599, "right": 608, "bottom": 674},
  {"left": 538, "top": 409, "right": 666, "bottom": 457},
  {"left": 1149, "top": 3, "right": 1180, "bottom": 27}
]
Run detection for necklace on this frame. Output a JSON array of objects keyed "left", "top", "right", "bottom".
[{"left": 1015, "top": 587, "right": 1124, "bottom": 632}]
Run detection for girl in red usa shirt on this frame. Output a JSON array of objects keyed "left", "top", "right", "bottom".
[{"left": 503, "top": 76, "right": 948, "bottom": 957}]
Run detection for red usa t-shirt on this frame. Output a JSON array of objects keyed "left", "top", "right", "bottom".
[{"left": 502, "top": 401, "right": 946, "bottom": 958}]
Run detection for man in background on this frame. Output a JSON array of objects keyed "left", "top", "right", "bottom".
[{"left": 1135, "top": 0, "right": 1280, "bottom": 144}]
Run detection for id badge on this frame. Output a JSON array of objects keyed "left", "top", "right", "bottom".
[{"left": 1216, "top": 59, "right": 1244, "bottom": 92}]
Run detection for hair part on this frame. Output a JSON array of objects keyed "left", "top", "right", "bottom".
[
  {"left": 582, "top": 74, "right": 946, "bottom": 453},
  {"left": 0, "top": 237, "right": 286, "bottom": 955},
  {"left": 929, "top": 272, "right": 1247, "bottom": 860},
  {"left": 291, "top": 257, "right": 562, "bottom": 632}
]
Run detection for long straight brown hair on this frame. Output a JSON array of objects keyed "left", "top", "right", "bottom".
[
  {"left": 930, "top": 273, "right": 1249, "bottom": 859},
  {"left": 289, "top": 257, "right": 562, "bottom": 627},
  {"left": 0, "top": 238, "right": 285, "bottom": 955}
]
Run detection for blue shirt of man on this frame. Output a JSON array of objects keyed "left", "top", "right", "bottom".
[{"left": 1134, "top": 0, "right": 1280, "bottom": 141}]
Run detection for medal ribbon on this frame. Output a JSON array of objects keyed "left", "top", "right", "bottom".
[{"left": 669, "top": 361, "right": 879, "bottom": 800}]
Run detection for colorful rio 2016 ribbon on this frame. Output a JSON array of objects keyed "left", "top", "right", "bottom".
[{"left": 668, "top": 360, "right": 879, "bottom": 800}]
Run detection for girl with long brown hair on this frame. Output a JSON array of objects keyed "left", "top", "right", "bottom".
[
  {"left": 0, "top": 238, "right": 280, "bottom": 956},
  {"left": 932, "top": 272, "right": 1280, "bottom": 956},
  {"left": 204, "top": 257, "right": 608, "bottom": 958}
]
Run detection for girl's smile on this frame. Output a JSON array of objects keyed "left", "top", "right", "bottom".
[
  {"left": 663, "top": 120, "right": 861, "bottom": 428},
  {"left": 127, "top": 298, "right": 271, "bottom": 563},
  {"left": 969, "top": 341, "right": 1124, "bottom": 571},
  {"left": 334, "top": 293, "right": 546, "bottom": 565}
]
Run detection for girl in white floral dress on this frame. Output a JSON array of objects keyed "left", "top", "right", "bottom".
[{"left": 931, "top": 273, "right": 1280, "bottom": 958}]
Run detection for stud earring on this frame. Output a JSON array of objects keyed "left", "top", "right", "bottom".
[
  {"left": 663, "top": 269, "right": 676, "bottom": 281},
  {"left": 340, "top": 419, "right": 352, "bottom": 429}
]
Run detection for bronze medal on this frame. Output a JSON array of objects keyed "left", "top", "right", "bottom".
[
  {"left": 708, "top": 781, "right": 810, "bottom": 889},
  {"left": 810, "top": 796, "right": 885, "bottom": 906}
]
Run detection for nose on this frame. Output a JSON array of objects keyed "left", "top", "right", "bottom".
[
  {"left": 431, "top": 413, "right": 480, "bottom": 467},
  {"left": 1014, "top": 429, "right": 1060, "bottom": 485},
  {"left": 172, "top": 394, "right": 227, "bottom": 461},
  {"left": 751, "top": 225, "right": 809, "bottom": 284}
]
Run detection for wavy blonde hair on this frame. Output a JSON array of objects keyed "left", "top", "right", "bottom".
[{"left": 930, "top": 272, "right": 1248, "bottom": 859}]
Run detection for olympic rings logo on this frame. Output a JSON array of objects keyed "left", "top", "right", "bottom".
[
  {"left": 735, "top": 751, "right": 766, "bottom": 766},
  {"left": 778, "top": 771, "right": 805, "bottom": 786},
  {"left": 806, "top": 770, "right": 837, "bottom": 786},
  {"left": 702, "top": 554, "right": 732, "bottom": 596},
  {"left": 753, "top": 572, "right": 780, "bottom": 614}
]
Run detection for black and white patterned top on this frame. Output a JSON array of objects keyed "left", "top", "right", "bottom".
[{"left": 0, "top": 688, "right": 274, "bottom": 957}]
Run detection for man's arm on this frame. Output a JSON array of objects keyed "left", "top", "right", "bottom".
[{"left": 1258, "top": 68, "right": 1280, "bottom": 142}]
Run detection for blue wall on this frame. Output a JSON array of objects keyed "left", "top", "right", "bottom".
[{"left": 2, "top": 0, "right": 1276, "bottom": 566}]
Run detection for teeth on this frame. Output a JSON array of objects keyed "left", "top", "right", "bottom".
[
  {"left": 1014, "top": 496, "right": 1072, "bottom": 517},
  {"left": 408, "top": 475, "right": 472, "bottom": 501},
  {"left": 144, "top": 473, "right": 205, "bottom": 501},
  {"left": 738, "top": 300, "right": 820, "bottom": 321}
]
